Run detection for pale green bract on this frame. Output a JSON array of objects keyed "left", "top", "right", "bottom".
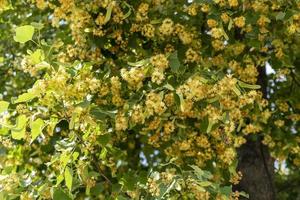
[
  {"left": 14, "top": 92, "right": 37, "bottom": 104},
  {"left": 14, "top": 25, "right": 35, "bottom": 43},
  {"left": 30, "top": 118, "right": 45, "bottom": 142},
  {"left": 0, "top": 101, "right": 9, "bottom": 113},
  {"left": 11, "top": 115, "right": 27, "bottom": 140},
  {"left": 64, "top": 167, "right": 73, "bottom": 192}
]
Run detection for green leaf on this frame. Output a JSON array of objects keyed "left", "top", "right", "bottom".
[
  {"left": 98, "top": 134, "right": 111, "bottom": 146},
  {"left": 190, "top": 165, "right": 204, "bottom": 179},
  {"left": 220, "top": 25, "right": 229, "bottom": 40},
  {"left": 90, "top": 107, "right": 117, "bottom": 120},
  {"left": 207, "top": 96, "right": 219, "bottom": 103},
  {"left": 232, "top": 85, "right": 241, "bottom": 96},
  {"left": 0, "top": 127, "right": 9, "bottom": 135},
  {"left": 30, "top": 118, "right": 45, "bottom": 142},
  {"left": 202, "top": 170, "right": 213, "bottom": 179},
  {"left": 69, "top": 112, "right": 78, "bottom": 130},
  {"left": 104, "top": 2, "right": 114, "bottom": 24},
  {"left": 198, "top": 181, "right": 212, "bottom": 187},
  {"left": 138, "top": 171, "right": 148, "bottom": 185},
  {"left": 55, "top": 174, "right": 64, "bottom": 186},
  {"left": 30, "top": 22, "right": 44, "bottom": 30},
  {"left": 64, "top": 167, "right": 73, "bottom": 192},
  {"left": 76, "top": 100, "right": 91, "bottom": 108},
  {"left": 14, "top": 25, "right": 35, "bottom": 43},
  {"left": 169, "top": 51, "right": 181, "bottom": 73},
  {"left": 228, "top": 19, "right": 233, "bottom": 30},
  {"left": 239, "top": 191, "right": 250, "bottom": 198},
  {"left": 29, "top": 49, "right": 44, "bottom": 64},
  {"left": 37, "top": 183, "right": 48, "bottom": 194},
  {"left": 237, "top": 118, "right": 243, "bottom": 132},
  {"left": 127, "top": 58, "right": 149, "bottom": 67},
  {"left": 229, "top": 160, "right": 238, "bottom": 175},
  {"left": 14, "top": 92, "right": 37, "bottom": 104},
  {"left": 0, "top": 101, "right": 9, "bottom": 113},
  {"left": 163, "top": 83, "right": 175, "bottom": 91},
  {"left": 48, "top": 118, "right": 59, "bottom": 135},
  {"left": 190, "top": 165, "right": 213, "bottom": 181},
  {"left": 238, "top": 80, "right": 261, "bottom": 89},
  {"left": 100, "top": 147, "right": 107, "bottom": 160},
  {"left": 11, "top": 115, "right": 27, "bottom": 140},
  {"left": 276, "top": 12, "right": 285, "bottom": 21},
  {"left": 117, "top": 195, "right": 130, "bottom": 200},
  {"left": 175, "top": 93, "right": 185, "bottom": 112},
  {"left": 220, "top": 186, "right": 232, "bottom": 197},
  {"left": 60, "top": 152, "right": 71, "bottom": 169},
  {"left": 90, "top": 183, "right": 105, "bottom": 196},
  {"left": 72, "top": 152, "right": 79, "bottom": 161},
  {"left": 161, "top": 179, "right": 176, "bottom": 198},
  {"left": 122, "top": 2, "right": 132, "bottom": 19},
  {"left": 52, "top": 187, "right": 72, "bottom": 200},
  {"left": 206, "top": 119, "right": 214, "bottom": 133},
  {"left": 120, "top": 172, "right": 136, "bottom": 191}
]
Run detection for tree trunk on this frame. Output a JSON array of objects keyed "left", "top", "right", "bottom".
[
  {"left": 234, "top": 138, "right": 276, "bottom": 200},
  {"left": 234, "top": 66, "right": 276, "bottom": 200}
]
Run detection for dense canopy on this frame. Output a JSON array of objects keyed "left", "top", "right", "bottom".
[{"left": 0, "top": 0, "right": 299, "bottom": 199}]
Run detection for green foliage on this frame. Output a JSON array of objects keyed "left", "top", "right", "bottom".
[
  {"left": 169, "top": 51, "right": 181, "bottom": 73},
  {"left": 0, "top": 101, "right": 9, "bottom": 113},
  {"left": 0, "top": 0, "right": 299, "bottom": 199},
  {"left": 13, "top": 91, "right": 37, "bottom": 103},
  {"left": 64, "top": 166, "right": 73, "bottom": 192},
  {"left": 13, "top": 25, "right": 35, "bottom": 43},
  {"left": 11, "top": 115, "right": 27, "bottom": 140},
  {"left": 52, "top": 187, "right": 72, "bottom": 200},
  {"left": 30, "top": 118, "right": 45, "bottom": 142}
]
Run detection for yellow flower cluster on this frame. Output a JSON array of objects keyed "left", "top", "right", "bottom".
[
  {"left": 229, "top": 61, "right": 259, "bottom": 84},
  {"left": 145, "top": 92, "right": 166, "bottom": 116},
  {"left": 212, "top": 40, "right": 225, "bottom": 51},
  {"left": 115, "top": 112, "right": 128, "bottom": 131},
  {"left": 185, "top": 48, "right": 201, "bottom": 63},
  {"left": 136, "top": 3, "right": 149, "bottom": 22},
  {"left": 150, "top": 54, "right": 169, "bottom": 70},
  {"left": 188, "top": 184, "right": 210, "bottom": 200},
  {"left": 186, "top": 3, "right": 199, "bottom": 16},
  {"left": 207, "top": 19, "right": 218, "bottom": 28},
  {"left": 277, "top": 101, "right": 289, "bottom": 112},
  {"left": 234, "top": 16, "right": 246, "bottom": 28},
  {"left": 0, "top": 0, "right": 9, "bottom": 11},
  {"left": 228, "top": 0, "right": 239, "bottom": 7},
  {"left": 151, "top": 68, "right": 164, "bottom": 85},
  {"left": 18, "top": 0, "right": 299, "bottom": 198},
  {"left": 177, "top": 75, "right": 210, "bottom": 102},
  {"left": 175, "top": 24, "right": 194, "bottom": 45},
  {"left": 211, "top": 28, "right": 224, "bottom": 39},
  {"left": 130, "top": 105, "right": 145, "bottom": 125},
  {"left": 121, "top": 67, "right": 145, "bottom": 89},
  {"left": 35, "top": 0, "right": 47, "bottom": 10},
  {"left": 111, "top": 76, "right": 124, "bottom": 106},
  {"left": 159, "top": 18, "right": 174, "bottom": 36},
  {"left": 242, "top": 124, "right": 262, "bottom": 135},
  {"left": 230, "top": 171, "right": 243, "bottom": 185},
  {"left": 142, "top": 24, "right": 155, "bottom": 38},
  {"left": 274, "top": 120, "right": 285, "bottom": 128},
  {"left": 147, "top": 177, "right": 160, "bottom": 197}
]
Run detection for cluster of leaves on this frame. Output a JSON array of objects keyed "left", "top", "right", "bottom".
[{"left": 0, "top": 0, "right": 299, "bottom": 199}]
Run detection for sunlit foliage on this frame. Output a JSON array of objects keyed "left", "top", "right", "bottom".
[{"left": 0, "top": 0, "right": 299, "bottom": 199}]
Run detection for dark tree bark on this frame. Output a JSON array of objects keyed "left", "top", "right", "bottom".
[
  {"left": 233, "top": 66, "right": 276, "bottom": 200},
  {"left": 234, "top": 138, "right": 276, "bottom": 200}
]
